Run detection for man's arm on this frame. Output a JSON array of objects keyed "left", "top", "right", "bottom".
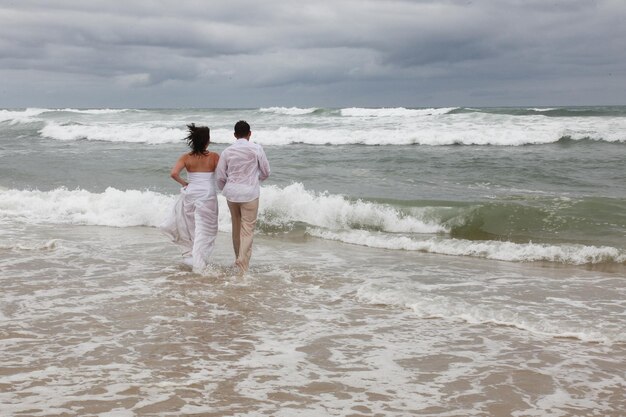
[
  {"left": 257, "top": 146, "right": 270, "bottom": 181},
  {"left": 215, "top": 152, "right": 228, "bottom": 191}
]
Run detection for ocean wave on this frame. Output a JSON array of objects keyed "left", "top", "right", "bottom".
[
  {"left": 259, "top": 107, "right": 320, "bottom": 115},
  {"left": 355, "top": 284, "right": 623, "bottom": 344},
  {"left": 0, "top": 108, "right": 49, "bottom": 124},
  {"left": 259, "top": 183, "right": 444, "bottom": 233},
  {"left": 0, "top": 184, "right": 444, "bottom": 235},
  {"left": 307, "top": 229, "right": 626, "bottom": 265},
  {"left": 55, "top": 108, "right": 135, "bottom": 115},
  {"left": 39, "top": 122, "right": 188, "bottom": 144},
  {"left": 527, "top": 108, "right": 558, "bottom": 112},
  {"left": 0, "top": 187, "right": 174, "bottom": 227},
  {"left": 1, "top": 185, "right": 623, "bottom": 266},
  {"left": 35, "top": 120, "right": 626, "bottom": 146},
  {"left": 0, "top": 108, "right": 133, "bottom": 125},
  {"left": 456, "top": 107, "right": 626, "bottom": 118},
  {"left": 340, "top": 107, "right": 458, "bottom": 117}
]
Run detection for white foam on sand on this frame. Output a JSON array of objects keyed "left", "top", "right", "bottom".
[
  {"left": 355, "top": 282, "right": 624, "bottom": 344},
  {"left": 0, "top": 239, "right": 58, "bottom": 251}
]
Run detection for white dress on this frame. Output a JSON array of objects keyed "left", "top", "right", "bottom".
[{"left": 160, "top": 172, "right": 219, "bottom": 270}]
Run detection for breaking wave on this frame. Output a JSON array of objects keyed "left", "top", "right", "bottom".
[
  {"left": 39, "top": 122, "right": 188, "bottom": 144},
  {"left": 0, "top": 108, "right": 49, "bottom": 124},
  {"left": 35, "top": 122, "right": 626, "bottom": 146},
  {"left": 1, "top": 184, "right": 623, "bottom": 266},
  {"left": 2, "top": 105, "right": 624, "bottom": 145},
  {"left": 308, "top": 229, "right": 625, "bottom": 265}
]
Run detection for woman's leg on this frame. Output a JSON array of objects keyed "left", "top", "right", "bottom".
[{"left": 192, "top": 196, "right": 219, "bottom": 270}]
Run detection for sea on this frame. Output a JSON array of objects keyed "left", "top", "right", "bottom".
[{"left": 0, "top": 106, "right": 624, "bottom": 416}]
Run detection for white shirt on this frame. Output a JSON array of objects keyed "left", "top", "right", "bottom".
[{"left": 216, "top": 138, "right": 270, "bottom": 202}]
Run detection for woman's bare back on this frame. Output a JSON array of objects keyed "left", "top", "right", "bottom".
[{"left": 184, "top": 152, "right": 219, "bottom": 172}]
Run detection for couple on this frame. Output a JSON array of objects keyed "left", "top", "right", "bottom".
[{"left": 160, "top": 120, "right": 271, "bottom": 273}]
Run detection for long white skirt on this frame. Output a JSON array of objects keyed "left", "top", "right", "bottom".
[{"left": 160, "top": 188, "right": 219, "bottom": 270}]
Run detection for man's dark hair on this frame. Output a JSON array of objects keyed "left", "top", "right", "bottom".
[
  {"left": 234, "top": 120, "right": 251, "bottom": 138},
  {"left": 185, "top": 123, "right": 210, "bottom": 155}
]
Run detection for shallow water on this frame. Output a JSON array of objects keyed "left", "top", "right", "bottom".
[{"left": 1, "top": 222, "right": 624, "bottom": 416}]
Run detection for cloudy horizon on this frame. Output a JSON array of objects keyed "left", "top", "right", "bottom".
[{"left": 1, "top": 0, "right": 625, "bottom": 108}]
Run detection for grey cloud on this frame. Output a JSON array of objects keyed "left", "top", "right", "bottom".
[{"left": 0, "top": 0, "right": 625, "bottom": 107}]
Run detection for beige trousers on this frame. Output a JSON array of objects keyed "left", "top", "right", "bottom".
[{"left": 227, "top": 198, "right": 259, "bottom": 272}]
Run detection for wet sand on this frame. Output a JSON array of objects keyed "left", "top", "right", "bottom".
[{"left": 1, "top": 225, "right": 625, "bottom": 416}]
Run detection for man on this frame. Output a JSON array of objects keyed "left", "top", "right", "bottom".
[{"left": 216, "top": 120, "right": 270, "bottom": 273}]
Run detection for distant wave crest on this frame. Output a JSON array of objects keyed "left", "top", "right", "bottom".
[
  {"left": 55, "top": 108, "right": 135, "bottom": 115},
  {"left": 0, "top": 108, "right": 49, "bottom": 124},
  {"left": 36, "top": 121, "right": 626, "bottom": 146},
  {"left": 259, "top": 107, "right": 320, "bottom": 115},
  {"left": 1, "top": 106, "right": 622, "bottom": 145},
  {"left": 39, "top": 122, "right": 187, "bottom": 144},
  {"left": 0, "top": 108, "right": 135, "bottom": 125},
  {"left": 340, "top": 107, "right": 458, "bottom": 117}
]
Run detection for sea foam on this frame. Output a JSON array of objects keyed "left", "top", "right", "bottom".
[
  {"left": 307, "top": 229, "right": 626, "bottom": 265},
  {"left": 355, "top": 284, "right": 623, "bottom": 344}
]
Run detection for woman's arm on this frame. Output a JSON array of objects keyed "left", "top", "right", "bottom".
[{"left": 170, "top": 154, "right": 188, "bottom": 187}]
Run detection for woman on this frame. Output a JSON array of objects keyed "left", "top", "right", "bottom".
[{"left": 160, "top": 124, "right": 219, "bottom": 270}]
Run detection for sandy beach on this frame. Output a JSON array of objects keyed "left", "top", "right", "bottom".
[{"left": 2, "top": 221, "right": 624, "bottom": 416}]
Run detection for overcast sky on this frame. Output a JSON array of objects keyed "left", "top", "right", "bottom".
[{"left": 1, "top": 0, "right": 625, "bottom": 108}]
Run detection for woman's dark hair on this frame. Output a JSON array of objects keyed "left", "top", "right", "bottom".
[
  {"left": 185, "top": 123, "right": 210, "bottom": 155},
  {"left": 234, "top": 120, "right": 251, "bottom": 138}
]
